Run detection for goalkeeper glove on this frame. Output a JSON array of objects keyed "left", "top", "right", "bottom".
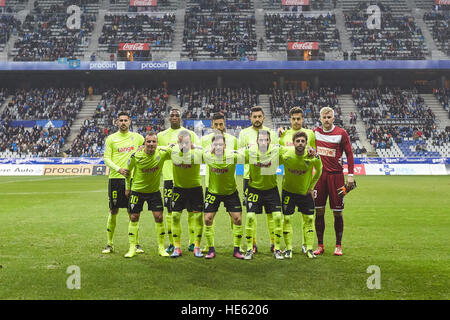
[{"left": 337, "top": 179, "right": 357, "bottom": 196}]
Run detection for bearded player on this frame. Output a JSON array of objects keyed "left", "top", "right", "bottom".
[
  {"left": 313, "top": 107, "right": 355, "bottom": 256},
  {"left": 102, "top": 111, "right": 145, "bottom": 254}
]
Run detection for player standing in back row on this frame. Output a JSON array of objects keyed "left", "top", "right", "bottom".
[
  {"left": 157, "top": 108, "right": 199, "bottom": 254},
  {"left": 102, "top": 111, "right": 145, "bottom": 254},
  {"left": 313, "top": 107, "right": 356, "bottom": 256},
  {"left": 239, "top": 106, "right": 277, "bottom": 254}
]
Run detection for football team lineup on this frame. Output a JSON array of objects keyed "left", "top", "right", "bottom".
[
  {"left": 1, "top": 106, "right": 448, "bottom": 300},
  {"left": 101, "top": 106, "right": 355, "bottom": 261}
]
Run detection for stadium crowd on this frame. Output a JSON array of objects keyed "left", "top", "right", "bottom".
[
  {"left": 177, "top": 87, "right": 259, "bottom": 120},
  {"left": 0, "top": 15, "right": 22, "bottom": 49},
  {"left": 0, "top": 121, "right": 71, "bottom": 157},
  {"left": 98, "top": 14, "right": 175, "bottom": 53},
  {"left": 13, "top": 3, "right": 96, "bottom": 61},
  {"left": 352, "top": 87, "right": 436, "bottom": 125},
  {"left": 423, "top": 8, "right": 450, "bottom": 57},
  {"left": 434, "top": 87, "right": 450, "bottom": 114},
  {"left": 345, "top": 5, "right": 427, "bottom": 60},
  {"left": 1, "top": 88, "right": 85, "bottom": 123},
  {"left": 264, "top": 13, "right": 340, "bottom": 52},
  {"left": 183, "top": 0, "right": 256, "bottom": 61},
  {"left": 67, "top": 87, "right": 168, "bottom": 157},
  {"left": 269, "top": 87, "right": 343, "bottom": 126}
]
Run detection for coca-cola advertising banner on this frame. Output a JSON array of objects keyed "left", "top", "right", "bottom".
[
  {"left": 436, "top": 0, "right": 450, "bottom": 4},
  {"left": 282, "top": 0, "right": 310, "bottom": 5},
  {"left": 119, "top": 43, "right": 150, "bottom": 51},
  {"left": 0, "top": 0, "right": 5, "bottom": 7},
  {"left": 288, "top": 42, "right": 319, "bottom": 50},
  {"left": 130, "top": 0, "right": 157, "bottom": 6}
]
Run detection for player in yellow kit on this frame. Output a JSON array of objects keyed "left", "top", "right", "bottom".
[
  {"left": 102, "top": 111, "right": 144, "bottom": 254},
  {"left": 124, "top": 132, "right": 173, "bottom": 258}
]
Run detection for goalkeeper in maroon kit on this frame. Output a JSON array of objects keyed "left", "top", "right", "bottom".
[{"left": 313, "top": 107, "right": 356, "bottom": 256}]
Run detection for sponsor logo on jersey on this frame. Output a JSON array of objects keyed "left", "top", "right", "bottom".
[
  {"left": 317, "top": 146, "right": 336, "bottom": 157},
  {"left": 255, "top": 161, "right": 272, "bottom": 168},
  {"left": 211, "top": 167, "right": 229, "bottom": 174},
  {"left": 173, "top": 163, "right": 192, "bottom": 169},
  {"left": 117, "top": 146, "right": 135, "bottom": 153},
  {"left": 287, "top": 168, "right": 307, "bottom": 175},
  {"left": 141, "top": 166, "right": 159, "bottom": 173}
]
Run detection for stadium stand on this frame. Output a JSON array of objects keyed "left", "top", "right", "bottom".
[
  {"left": 423, "top": 6, "right": 450, "bottom": 58},
  {"left": 12, "top": 1, "right": 96, "bottom": 60},
  {"left": 264, "top": 12, "right": 340, "bottom": 54},
  {"left": 177, "top": 87, "right": 260, "bottom": 120},
  {"left": 1, "top": 0, "right": 27, "bottom": 13},
  {"left": 343, "top": 0, "right": 429, "bottom": 60},
  {"left": 1, "top": 87, "right": 85, "bottom": 122},
  {"left": 0, "top": 14, "right": 21, "bottom": 53},
  {"left": 98, "top": 13, "right": 175, "bottom": 58},
  {"left": 0, "top": 87, "right": 85, "bottom": 157},
  {"left": 434, "top": 87, "right": 450, "bottom": 113},
  {"left": 181, "top": 0, "right": 257, "bottom": 61},
  {"left": 351, "top": 87, "right": 450, "bottom": 157},
  {"left": 66, "top": 87, "right": 168, "bottom": 157},
  {"left": 269, "top": 87, "right": 343, "bottom": 126}
]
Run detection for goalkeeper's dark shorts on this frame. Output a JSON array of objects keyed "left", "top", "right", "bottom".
[{"left": 313, "top": 171, "right": 345, "bottom": 211}]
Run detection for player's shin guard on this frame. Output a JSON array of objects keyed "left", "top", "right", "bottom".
[
  {"left": 334, "top": 214, "right": 344, "bottom": 246},
  {"left": 188, "top": 211, "right": 195, "bottom": 245},
  {"left": 302, "top": 214, "right": 315, "bottom": 251},
  {"left": 192, "top": 212, "right": 204, "bottom": 247},
  {"left": 205, "top": 224, "right": 214, "bottom": 248},
  {"left": 106, "top": 213, "right": 117, "bottom": 246},
  {"left": 245, "top": 212, "right": 256, "bottom": 251},
  {"left": 272, "top": 212, "right": 282, "bottom": 251},
  {"left": 128, "top": 221, "right": 139, "bottom": 249},
  {"left": 172, "top": 211, "right": 182, "bottom": 248},
  {"left": 266, "top": 213, "right": 275, "bottom": 245},
  {"left": 283, "top": 215, "right": 293, "bottom": 251},
  {"left": 166, "top": 211, "right": 173, "bottom": 245},
  {"left": 155, "top": 221, "right": 166, "bottom": 250}
]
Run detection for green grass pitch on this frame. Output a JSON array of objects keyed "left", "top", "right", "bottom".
[{"left": 0, "top": 175, "right": 449, "bottom": 300}]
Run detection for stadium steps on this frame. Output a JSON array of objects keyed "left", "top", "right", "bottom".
[
  {"left": 86, "top": 9, "right": 107, "bottom": 60},
  {"left": 339, "top": 94, "right": 375, "bottom": 154},
  {"left": 411, "top": 7, "right": 438, "bottom": 57},
  {"left": 422, "top": 94, "right": 450, "bottom": 131},
  {"left": 0, "top": 95, "right": 13, "bottom": 115},
  {"left": 259, "top": 94, "right": 274, "bottom": 130},
  {"left": 153, "top": 7, "right": 184, "bottom": 61},
  {"left": 255, "top": 7, "right": 265, "bottom": 60},
  {"left": 63, "top": 94, "right": 103, "bottom": 150},
  {"left": 335, "top": 8, "right": 352, "bottom": 54}
]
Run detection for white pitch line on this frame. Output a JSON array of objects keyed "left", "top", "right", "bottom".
[
  {"left": 0, "top": 176, "right": 86, "bottom": 184},
  {"left": 3, "top": 189, "right": 105, "bottom": 195}
]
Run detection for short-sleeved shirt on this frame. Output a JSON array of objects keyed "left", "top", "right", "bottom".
[
  {"left": 157, "top": 127, "right": 198, "bottom": 181},
  {"left": 245, "top": 144, "right": 279, "bottom": 191},
  {"left": 201, "top": 132, "right": 238, "bottom": 186},
  {"left": 203, "top": 149, "right": 243, "bottom": 195},
  {"left": 104, "top": 131, "right": 145, "bottom": 179},
  {"left": 280, "top": 147, "right": 322, "bottom": 195},
  {"left": 238, "top": 126, "right": 277, "bottom": 180},
  {"left": 279, "top": 128, "right": 316, "bottom": 149},
  {"left": 170, "top": 146, "right": 203, "bottom": 189},
  {"left": 125, "top": 147, "right": 172, "bottom": 193}
]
